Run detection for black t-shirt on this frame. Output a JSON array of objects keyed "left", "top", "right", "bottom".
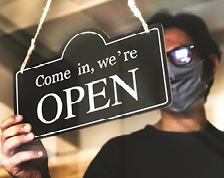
[{"left": 84, "top": 122, "right": 224, "bottom": 178}]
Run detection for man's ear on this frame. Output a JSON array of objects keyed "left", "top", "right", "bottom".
[
  {"left": 209, "top": 54, "right": 220, "bottom": 79},
  {"left": 202, "top": 54, "right": 220, "bottom": 84}
]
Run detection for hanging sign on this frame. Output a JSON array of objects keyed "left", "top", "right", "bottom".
[{"left": 14, "top": 24, "right": 171, "bottom": 139}]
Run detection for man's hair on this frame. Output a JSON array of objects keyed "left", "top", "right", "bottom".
[{"left": 147, "top": 11, "right": 221, "bottom": 98}]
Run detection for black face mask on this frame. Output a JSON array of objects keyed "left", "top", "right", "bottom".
[{"left": 165, "top": 61, "right": 208, "bottom": 113}]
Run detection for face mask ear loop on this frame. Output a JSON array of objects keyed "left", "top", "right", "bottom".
[
  {"left": 200, "top": 58, "right": 209, "bottom": 101},
  {"left": 200, "top": 58, "right": 205, "bottom": 75}
]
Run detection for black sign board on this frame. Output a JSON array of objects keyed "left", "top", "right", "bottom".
[{"left": 14, "top": 24, "right": 171, "bottom": 139}]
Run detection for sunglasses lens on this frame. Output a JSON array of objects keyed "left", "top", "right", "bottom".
[{"left": 171, "top": 47, "right": 192, "bottom": 65}]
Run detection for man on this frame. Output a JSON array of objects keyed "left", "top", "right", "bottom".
[{"left": 1, "top": 12, "right": 223, "bottom": 178}]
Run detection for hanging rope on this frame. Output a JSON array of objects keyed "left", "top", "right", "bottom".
[
  {"left": 128, "top": 0, "right": 150, "bottom": 33},
  {"left": 20, "top": 0, "right": 52, "bottom": 73},
  {"left": 20, "top": 0, "right": 148, "bottom": 73}
]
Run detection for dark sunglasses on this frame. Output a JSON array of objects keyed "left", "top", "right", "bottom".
[{"left": 167, "top": 45, "right": 195, "bottom": 66}]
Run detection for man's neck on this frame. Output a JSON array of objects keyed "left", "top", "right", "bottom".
[{"left": 154, "top": 105, "right": 208, "bottom": 132}]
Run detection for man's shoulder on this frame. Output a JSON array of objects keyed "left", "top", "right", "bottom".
[
  {"left": 209, "top": 122, "right": 224, "bottom": 137},
  {"left": 104, "top": 125, "right": 153, "bottom": 148}
]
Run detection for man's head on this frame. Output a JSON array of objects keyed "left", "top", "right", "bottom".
[{"left": 147, "top": 11, "right": 221, "bottom": 113}]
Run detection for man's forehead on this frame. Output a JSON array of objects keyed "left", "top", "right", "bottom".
[{"left": 164, "top": 28, "right": 194, "bottom": 51}]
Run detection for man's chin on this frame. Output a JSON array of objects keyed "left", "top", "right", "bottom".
[
  {"left": 161, "top": 106, "right": 194, "bottom": 116},
  {"left": 162, "top": 98, "right": 206, "bottom": 116}
]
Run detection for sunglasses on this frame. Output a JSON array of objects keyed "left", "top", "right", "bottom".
[{"left": 167, "top": 45, "right": 195, "bottom": 66}]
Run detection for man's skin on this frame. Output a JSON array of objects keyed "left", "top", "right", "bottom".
[
  {"left": 0, "top": 27, "right": 220, "bottom": 178},
  {"left": 1, "top": 115, "right": 50, "bottom": 178}
]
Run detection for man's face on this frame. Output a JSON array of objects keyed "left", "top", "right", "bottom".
[
  {"left": 164, "top": 28, "right": 201, "bottom": 63},
  {"left": 163, "top": 28, "right": 207, "bottom": 113}
]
